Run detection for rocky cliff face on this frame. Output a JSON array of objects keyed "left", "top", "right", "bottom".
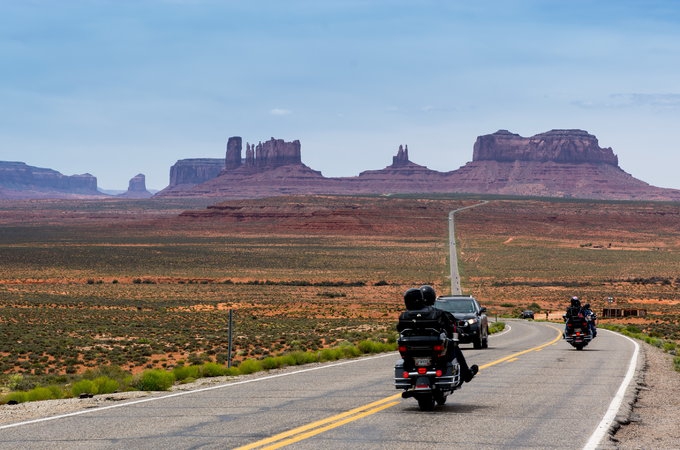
[
  {"left": 473, "top": 129, "right": 619, "bottom": 165},
  {"left": 0, "top": 161, "right": 101, "bottom": 199},
  {"left": 244, "top": 137, "right": 302, "bottom": 168},
  {"left": 168, "top": 159, "right": 224, "bottom": 188}
]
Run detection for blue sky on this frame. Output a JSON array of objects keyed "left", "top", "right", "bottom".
[{"left": 2, "top": 1, "right": 679, "bottom": 191}]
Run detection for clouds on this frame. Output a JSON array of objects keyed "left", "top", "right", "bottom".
[
  {"left": 1, "top": 1, "right": 679, "bottom": 190},
  {"left": 270, "top": 108, "right": 292, "bottom": 116}
]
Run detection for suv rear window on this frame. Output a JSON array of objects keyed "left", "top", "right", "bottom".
[{"left": 435, "top": 298, "right": 477, "bottom": 313}]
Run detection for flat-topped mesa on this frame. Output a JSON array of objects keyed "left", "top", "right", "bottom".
[
  {"left": 473, "top": 129, "right": 619, "bottom": 166},
  {"left": 168, "top": 158, "right": 224, "bottom": 187},
  {"left": 225, "top": 136, "right": 302, "bottom": 170},
  {"left": 0, "top": 161, "right": 98, "bottom": 193}
]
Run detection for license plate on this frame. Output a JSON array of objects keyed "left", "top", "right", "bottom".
[
  {"left": 414, "top": 358, "right": 431, "bottom": 367},
  {"left": 574, "top": 328, "right": 582, "bottom": 333}
]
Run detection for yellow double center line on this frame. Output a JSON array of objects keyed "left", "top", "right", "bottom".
[
  {"left": 237, "top": 326, "right": 563, "bottom": 449},
  {"left": 234, "top": 394, "right": 401, "bottom": 449}
]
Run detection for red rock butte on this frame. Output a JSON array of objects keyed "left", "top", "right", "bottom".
[{"left": 156, "top": 130, "right": 680, "bottom": 202}]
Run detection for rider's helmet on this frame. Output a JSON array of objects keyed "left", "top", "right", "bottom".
[
  {"left": 404, "top": 288, "right": 425, "bottom": 310},
  {"left": 419, "top": 285, "right": 437, "bottom": 306},
  {"left": 570, "top": 296, "right": 581, "bottom": 308},
  {"left": 584, "top": 303, "right": 591, "bottom": 310}
]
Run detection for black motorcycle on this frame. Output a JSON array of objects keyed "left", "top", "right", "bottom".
[
  {"left": 394, "top": 328, "right": 462, "bottom": 410},
  {"left": 564, "top": 314, "right": 594, "bottom": 350}
]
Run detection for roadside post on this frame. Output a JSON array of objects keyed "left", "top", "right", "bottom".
[{"left": 228, "top": 309, "right": 233, "bottom": 368}]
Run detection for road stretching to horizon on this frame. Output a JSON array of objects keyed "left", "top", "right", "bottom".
[
  {"left": 0, "top": 320, "right": 638, "bottom": 449},
  {"left": 448, "top": 200, "right": 488, "bottom": 295}
]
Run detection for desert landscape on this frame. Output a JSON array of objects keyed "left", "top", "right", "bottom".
[{"left": 1, "top": 194, "right": 678, "bottom": 384}]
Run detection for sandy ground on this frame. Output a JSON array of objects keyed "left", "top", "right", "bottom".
[{"left": 1, "top": 343, "right": 678, "bottom": 449}]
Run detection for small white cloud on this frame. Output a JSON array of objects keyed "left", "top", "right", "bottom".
[{"left": 270, "top": 108, "right": 292, "bottom": 116}]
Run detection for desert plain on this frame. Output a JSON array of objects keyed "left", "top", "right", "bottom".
[{"left": 0, "top": 194, "right": 678, "bottom": 382}]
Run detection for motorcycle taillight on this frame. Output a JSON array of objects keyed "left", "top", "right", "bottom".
[
  {"left": 433, "top": 344, "right": 443, "bottom": 352},
  {"left": 417, "top": 367, "right": 427, "bottom": 374},
  {"left": 398, "top": 345, "right": 407, "bottom": 353}
]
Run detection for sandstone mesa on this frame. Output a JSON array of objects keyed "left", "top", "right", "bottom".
[
  {"left": 156, "top": 130, "right": 680, "bottom": 202},
  {"left": 2, "top": 130, "right": 680, "bottom": 201}
]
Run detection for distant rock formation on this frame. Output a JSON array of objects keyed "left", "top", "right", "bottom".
[
  {"left": 224, "top": 137, "right": 242, "bottom": 170},
  {"left": 168, "top": 158, "right": 225, "bottom": 188},
  {"left": 392, "top": 144, "right": 409, "bottom": 166},
  {"left": 473, "top": 129, "right": 619, "bottom": 165},
  {"left": 237, "top": 137, "right": 302, "bottom": 169},
  {"left": 0, "top": 161, "right": 102, "bottom": 199},
  {"left": 160, "top": 137, "right": 311, "bottom": 197},
  {"left": 156, "top": 131, "right": 680, "bottom": 202},
  {"left": 118, "top": 174, "right": 153, "bottom": 198}
]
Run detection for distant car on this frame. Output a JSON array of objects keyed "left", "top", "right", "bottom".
[
  {"left": 520, "top": 310, "right": 535, "bottom": 319},
  {"left": 434, "top": 295, "right": 489, "bottom": 349}
]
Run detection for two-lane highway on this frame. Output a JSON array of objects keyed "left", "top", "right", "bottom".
[{"left": 0, "top": 320, "right": 638, "bottom": 449}]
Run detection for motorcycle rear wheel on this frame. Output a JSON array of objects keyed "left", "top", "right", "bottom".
[{"left": 417, "top": 395, "right": 435, "bottom": 411}]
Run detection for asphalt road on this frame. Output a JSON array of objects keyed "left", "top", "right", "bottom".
[{"left": 0, "top": 320, "right": 638, "bottom": 449}]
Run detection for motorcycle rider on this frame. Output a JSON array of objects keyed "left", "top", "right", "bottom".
[
  {"left": 563, "top": 296, "right": 597, "bottom": 338},
  {"left": 582, "top": 303, "right": 597, "bottom": 338},
  {"left": 397, "top": 286, "right": 478, "bottom": 383},
  {"left": 563, "top": 296, "right": 581, "bottom": 337},
  {"left": 564, "top": 296, "right": 582, "bottom": 318}
]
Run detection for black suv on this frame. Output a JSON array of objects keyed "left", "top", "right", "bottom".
[{"left": 434, "top": 295, "right": 489, "bottom": 349}]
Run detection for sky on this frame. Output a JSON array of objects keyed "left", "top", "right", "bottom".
[{"left": 1, "top": 0, "right": 679, "bottom": 191}]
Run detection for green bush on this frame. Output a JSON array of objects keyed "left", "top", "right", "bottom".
[
  {"left": 318, "top": 348, "right": 342, "bottom": 362},
  {"left": 134, "top": 369, "right": 175, "bottom": 391},
  {"left": 71, "top": 379, "right": 97, "bottom": 397},
  {"left": 490, "top": 322, "right": 506, "bottom": 334},
  {"left": 237, "top": 359, "right": 263, "bottom": 375},
  {"left": 288, "top": 351, "right": 318, "bottom": 365},
  {"left": 27, "top": 386, "right": 56, "bottom": 402},
  {"left": 47, "top": 385, "right": 66, "bottom": 399},
  {"left": 260, "top": 356, "right": 284, "bottom": 370},
  {"left": 662, "top": 342, "right": 677, "bottom": 353},
  {"left": 276, "top": 354, "right": 297, "bottom": 367},
  {"left": 357, "top": 339, "right": 392, "bottom": 354},
  {"left": 173, "top": 364, "right": 201, "bottom": 382},
  {"left": 626, "top": 324, "right": 642, "bottom": 334},
  {"left": 339, "top": 344, "right": 362, "bottom": 358},
  {"left": 200, "top": 362, "right": 227, "bottom": 377},
  {"left": 2, "top": 391, "right": 28, "bottom": 404},
  {"left": 93, "top": 376, "right": 119, "bottom": 394}
]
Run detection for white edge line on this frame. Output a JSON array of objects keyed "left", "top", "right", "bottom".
[
  {"left": 0, "top": 353, "right": 395, "bottom": 431},
  {"left": 582, "top": 329, "right": 640, "bottom": 450}
]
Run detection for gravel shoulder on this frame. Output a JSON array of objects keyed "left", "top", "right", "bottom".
[
  {"left": 2, "top": 344, "right": 679, "bottom": 449},
  {"left": 606, "top": 342, "right": 680, "bottom": 449}
]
